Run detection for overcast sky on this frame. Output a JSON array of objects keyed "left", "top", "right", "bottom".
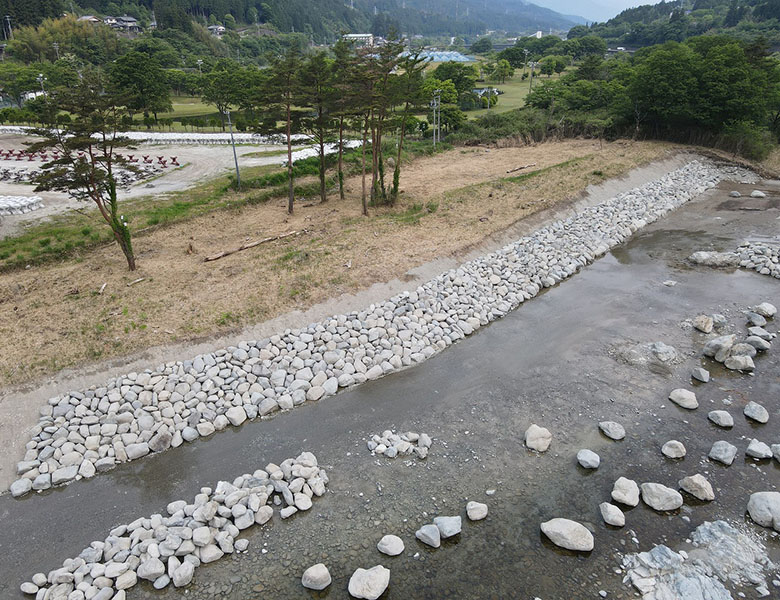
[{"left": 531, "top": 0, "right": 657, "bottom": 23}]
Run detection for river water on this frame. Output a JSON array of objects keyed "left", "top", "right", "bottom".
[{"left": 1, "top": 179, "right": 778, "bottom": 600}]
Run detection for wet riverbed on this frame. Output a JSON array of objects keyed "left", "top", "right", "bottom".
[{"left": 1, "top": 178, "right": 778, "bottom": 600}]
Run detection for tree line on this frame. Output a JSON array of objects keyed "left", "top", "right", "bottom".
[{"left": 22, "top": 35, "right": 481, "bottom": 271}]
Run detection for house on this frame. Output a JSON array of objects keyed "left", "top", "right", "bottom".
[
  {"left": 342, "top": 33, "right": 374, "bottom": 47},
  {"left": 77, "top": 15, "right": 102, "bottom": 24},
  {"left": 104, "top": 15, "right": 141, "bottom": 33},
  {"left": 208, "top": 24, "right": 226, "bottom": 37}
]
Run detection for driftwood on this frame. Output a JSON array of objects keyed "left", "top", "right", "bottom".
[
  {"left": 204, "top": 230, "right": 301, "bottom": 262},
  {"left": 127, "top": 277, "right": 145, "bottom": 287},
  {"left": 506, "top": 163, "right": 537, "bottom": 174}
]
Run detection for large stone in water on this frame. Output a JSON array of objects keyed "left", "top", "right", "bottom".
[
  {"left": 301, "top": 563, "right": 332, "bottom": 591},
  {"left": 433, "top": 516, "right": 461, "bottom": 538},
  {"left": 377, "top": 535, "right": 405, "bottom": 556},
  {"left": 669, "top": 389, "right": 698, "bottom": 409},
  {"left": 612, "top": 477, "right": 640, "bottom": 506},
  {"left": 641, "top": 483, "right": 683, "bottom": 511},
  {"left": 540, "top": 518, "right": 594, "bottom": 551},
  {"left": 709, "top": 441, "right": 737, "bottom": 465},
  {"left": 679, "top": 474, "right": 714, "bottom": 501},
  {"left": 744, "top": 401, "right": 769, "bottom": 424},
  {"left": 348, "top": 565, "right": 390, "bottom": 600},
  {"left": 415, "top": 524, "right": 441, "bottom": 548},
  {"left": 747, "top": 492, "right": 780, "bottom": 530}
]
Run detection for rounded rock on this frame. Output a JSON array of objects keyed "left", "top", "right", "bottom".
[
  {"left": 377, "top": 534, "right": 405, "bottom": 556},
  {"left": 301, "top": 563, "right": 332, "bottom": 591},
  {"left": 540, "top": 518, "right": 594, "bottom": 552},
  {"left": 348, "top": 565, "right": 390, "bottom": 600},
  {"left": 466, "top": 501, "right": 488, "bottom": 521},
  {"left": 661, "top": 440, "right": 686, "bottom": 459}
]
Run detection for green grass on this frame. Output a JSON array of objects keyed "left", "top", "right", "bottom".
[
  {"left": 382, "top": 201, "right": 439, "bottom": 225},
  {"left": 0, "top": 137, "right": 450, "bottom": 271}
]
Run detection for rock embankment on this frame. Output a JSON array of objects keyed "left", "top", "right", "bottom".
[{"left": 11, "top": 160, "right": 754, "bottom": 497}]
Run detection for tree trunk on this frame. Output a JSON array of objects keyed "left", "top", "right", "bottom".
[
  {"left": 286, "top": 102, "right": 294, "bottom": 215},
  {"left": 338, "top": 117, "right": 345, "bottom": 200},
  {"left": 318, "top": 125, "right": 326, "bottom": 203},
  {"left": 361, "top": 114, "right": 369, "bottom": 216},
  {"left": 370, "top": 115, "right": 378, "bottom": 205},
  {"left": 391, "top": 101, "right": 410, "bottom": 203}
]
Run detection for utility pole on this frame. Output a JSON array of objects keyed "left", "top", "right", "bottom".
[
  {"left": 196, "top": 59, "right": 203, "bottom": 74},
  {"left": 529, "top": 61, "right": 534, "bottom": 91},
  {"left": 523, "top": 48, "right": 529, "bottom": 75},
  {"left": 3, "top": 15, "right": 12, "bottom": 41},
  {"left": 37, "top": 73, "right": 46, "bottom": 94},
  {"left": 52, "top": 42, "right": 60, "bottom": 60},
  {"left": 431, "top": 89, "right": 441, "bottom": 147},
  {"left": 225, "top": 110, "right": 241, "bottom": 189}
]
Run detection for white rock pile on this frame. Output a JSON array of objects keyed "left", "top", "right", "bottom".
[
  {"left": 366, "top": 429, "right": 431, "bottom": 459},
  {"left": 19, "top": 452, "right": 328, "bottom": 598},
  {"left": 737, "top": 242, "right": 780, "bottom": 279},
  {"left": 12, "top": 159, "right": 751, "bottom": 497},
  {"left": 0, "top": 195, "right": 43, "bottom": 216},
  {"left": 699, "top": 302, "right": 775, "bottom": 372}
]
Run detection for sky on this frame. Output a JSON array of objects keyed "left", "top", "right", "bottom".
[{"left": 531, "top": 0, "right": 656, "bottom": 22}]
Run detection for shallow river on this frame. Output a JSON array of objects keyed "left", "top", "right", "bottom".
[{"left": 1, "top": 178, "right": 778, "bottom": 600}]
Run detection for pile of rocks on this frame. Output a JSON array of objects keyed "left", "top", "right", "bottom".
[
  {"left": 622, "top": 520, "right": 776, "bottom": 599},
  {"left": 19, "top": 452, "right": 328, "bottom": 598},
  {"left": 12, "top": 160, "right": 753, "bottom": 497},
  {"left": 701, "top": 302, "right": 775, "bottom": 372},
  {"left": 0, "top": 195, "right": 43, "bottom": 216},
  {"left": 737, "top": 242, "right": 780, "bottom": 279},
  {"left": 366, "top": 430, "right": 432, "bottom": 459}
]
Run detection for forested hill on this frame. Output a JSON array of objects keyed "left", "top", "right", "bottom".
[
  {"left": 569, "top": 0, "right": 780, "bottom": 46},
  {"left": 0, "top": 0, "right": 582, "bottom": 39}
]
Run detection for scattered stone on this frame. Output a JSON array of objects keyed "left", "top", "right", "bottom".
[
  {"left": 746, "top": 439, "right": 773, "bottom": 459},
  {"left": 703, "top": 334, "right": 737, "bottom": 363},
  {"left": 20, "top": 582, "right": 38, "bottom": 595},
  {"left": 669, "top": 389, "right": 698, "bottom": 409},
  {"left": 524, "top": 424, "right": 552, "bottom": 452},
  {"left": 744, "top": 401, "right": 769, "bottom": 424},
  {"left": 415, "top": 524, "right": 441, "bottom": 548},
  {"left": 753, "top": 302, "right": 777, "bottom": 318},
  {"left": 678, "top": 474, "right": 715, "bottom": 501},
  {"left": 709, "top": 441, "right": 738, "bottom": 465},
  {"left": 301, "top": 563, "right": 332, "bottom": 591},
  {"left": 599, "top": 503, "right": 625, "bottom": 527},
  {"left": 540, "top": 518, "right": 594, "bottom": 552},
  {"left": 466, "top": 501, "right": 488, "bottom": 521},
  {"left": 434, "top": 516, "right": 462, "bottom": 538},
  {"left": 692, "top": 315, "right": 713, "bottom": 333},
  {"left": 366, "top": 429, "right": 431, "bottom": 459},
  {"left": 377, "top": 535, "right": 405, "bottom": 556},
  {"left": 348, "top": 565, "right": 390, "bottom": 600},
  {"left": 745, "top": 312, "right": 767, "bottom": 327},
  {"left": 661, "top": 440, "right": 686, "bottom": 459},
  {"left": 641, "top": 483, "right": 683, "bottom": 511},
  {"left": 612, "top": 477, "right": 640, "bottom": 507},
  {"left": 691, "top": 367, "right": 710, "bottom": 383},
  {"left": 750, "top": 190, "right": 767, "bottom": 198},
  {"left": 577, "top": 449, "right": 600, "bottom": 469},
  {"left": 599, "top": 421, "right": 626, "bottom": 441},
  {"left": 746, "top": 336, "right": 771, "bottom": 351},
  {"left": 708, "top": 410, "right": 734, "bottom": 428},
  {"left": 724, "top": 355, "right": 754, "bottom": 371},
  {"left": 729, "top": 190, "right": 741, "bottom": 197},
  {"left": 747, "top": 492, "right": 780, "bottom": 530}
]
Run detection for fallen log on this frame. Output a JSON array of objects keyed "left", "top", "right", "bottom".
[
  {"left": 506, "top": 163, "right": 536, "bottom": 174},
  {"left": 204, "top": 230, "right": 301, "bottom": 262}
]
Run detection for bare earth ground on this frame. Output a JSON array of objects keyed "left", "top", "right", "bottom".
[
  {"left": 0, "top": 133, "right": 293, "bottom": 238},
  {"left": 0, "top": 140, "right": 681, "bottom": 391}
]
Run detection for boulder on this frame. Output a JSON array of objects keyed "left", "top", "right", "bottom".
[
  {"left": 661, "top": 440, "right": 686, "bottom": 459},
  {"left": 679, "top": 474, "right": 715, "bottom": 501},
  {"left": 707, "top": 410, "right": 733, "bottom": 428},
  {"left": 641, "top": 483, "right": 683, "bottom": 511},
  {"left": 599, "top": 502, "right": 625, "bottom": 527},
  {"left": 540, "top": 518, "right": 594, "bottom": 552},
  {"left": 599, "top": 421, "right": 626, "bottom": 441},
  {"left": 301, "top": 563, "right": 332, "bottom": 591},
  {"left": 576, "top": 449, "right": 600, "bottom": 469},
  {"left": 709, "top": 441, "right": 738, "bottom": 466},
  {"left": 466, "top": 501, "right": 488, "bottom": 521},
  {"left": 612, "top": 477, "right": 640, "bottom": 507},
  {"left": 669, "top": 389, "right": 698, "bottom": 409},
  {"left": 747, "top": 492, "right": 780, "bottom": 530},
  {"left": 524, "top": 424, "right": 552, "bottom": 452},
  {"left": 348, "top": 565, "right": 390, "bottom": 600},
  {"left": 744, "top": 401, "right": 769, "bottom": 424},
  {"left": 377, "top": 535, "right": 405, "bottom": 556}
]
